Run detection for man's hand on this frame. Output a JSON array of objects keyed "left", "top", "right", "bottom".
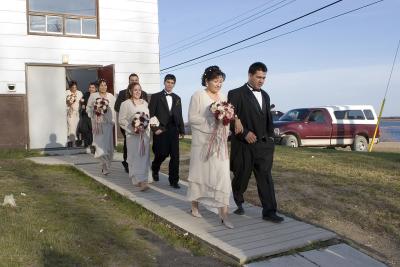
[
  {"left": 234, "top": 118, "right": 243, "bottom": 134},
  {"left": 245, "top": 131, "right": 257, "bottom": 144},
  {"left": 154, "top": 129, "right": 163, "bottom": 135}
]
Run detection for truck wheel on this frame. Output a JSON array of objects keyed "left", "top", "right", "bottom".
[
  {"left": 351, "top": 135, "right": 368, "bottom": 152},
  {"left": 282, "top": 135, "right": 299, "bottom": 148}
]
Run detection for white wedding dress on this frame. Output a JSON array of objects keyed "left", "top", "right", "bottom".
[{"left": 186, "top": 89, "right": 232, "bottom": 209}]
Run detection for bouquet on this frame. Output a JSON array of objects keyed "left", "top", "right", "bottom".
[
  {"left": 66, "top": 94, "right": 77, "bottom": 106},
  {"left": 132, "top": 112, "right": 150, "bottom": 156},
  {"left": 132, "top": 112, "right": 150, "bottom": 134},
  {"left": 92, "top": 97, "right": 110, "bottom": 134},
  {"left": 206, "top": 101, "right": 235, "bottom": 160},
  {"left": 209, "top": 101, "right": 235, "bottom": 125},
  {"left": 93, "top": 97, "right": 109, "bottom": 116}
]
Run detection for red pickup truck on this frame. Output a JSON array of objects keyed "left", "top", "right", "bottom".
[{"left": 274, "top": 105, "right": 380, "bottom": 151}]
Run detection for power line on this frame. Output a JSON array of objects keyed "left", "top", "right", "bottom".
[
  {"left": 161, "top": 0, "right": 296, "bottom": 58},
  {"left": 160, "top": 0, "right": 277, "bottom": 50},
  {"left": 161, "top": 0, "right": 344, "bottom": 72},
  {"left": 161, "top": 0, "right": 384, "bottom": 74}
]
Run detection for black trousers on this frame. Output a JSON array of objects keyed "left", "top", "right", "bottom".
[
  {"left": 120, "top": 127, "right": 127, "bottom": 162},
  {"left": 231, "top": 139, "right": 277, "bottom": 216},
  {"left": 151, "top": 126, "right": 179, "bottom": 185},
  {"left": 77, "top": 114, "right": 92, "bottom": 147}
]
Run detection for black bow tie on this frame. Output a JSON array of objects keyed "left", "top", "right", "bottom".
[
  {"left": 248, "top": 84, "right": 261, "bottom": 92},
  {"left": 164, "top": 91, "right": 172, "bottom": 96}
]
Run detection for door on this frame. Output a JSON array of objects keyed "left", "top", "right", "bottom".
[
  {"left": 301, "top": 109, "right": 332, "bottom": 146},
  {"left": 27, "top": 66, "right": 67, "bottom": 149}
]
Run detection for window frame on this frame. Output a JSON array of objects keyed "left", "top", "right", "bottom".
[
  {"left": 26, "top": 0, "right": 99, "bottom": 39},
  {"left": 334, "top": 110, "right": 366, "bottom": 120}
]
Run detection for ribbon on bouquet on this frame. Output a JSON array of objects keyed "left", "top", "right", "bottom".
[
  {"left": 138, "top": 132, "right": 145, "bottom": 157},
  {"left": 93, "top": 115, "right": 103, "bottom": 135},
  {"left": 206, "top": 123, "right": 229, "bottom": 160}
]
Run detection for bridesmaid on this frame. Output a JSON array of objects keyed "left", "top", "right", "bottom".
[
  {"left": 87, "top": 79, "right": 116, "bottom": 175},
  {"left": 187, "top": 66, "right": 241, "bottom": 229},
  {"left": 66, "top": 80, "right": 83, "bottom": 147},
  {"left": 118, "top": 82, "right": 151, "bottom": 191}
]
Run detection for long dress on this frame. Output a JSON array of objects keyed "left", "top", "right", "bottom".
[
  {"left": 87, "top": 92, "right": 116, "bottom": 170},
  {"left": 186, "top": 89, "right": 232, "bottom": 208},
  {"left": 118, "top": 99, "right": 151, "bottom": 184},
  {"left": 66, "top": 90, "right": 83, "bottom": 143}
]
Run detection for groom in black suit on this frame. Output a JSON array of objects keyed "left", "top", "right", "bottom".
[
  {"left": 228, "top": 62, "right": 284, "bottom": 223},
  {"left": 149, "top": 74, "right": 185, "bottom": 189}
]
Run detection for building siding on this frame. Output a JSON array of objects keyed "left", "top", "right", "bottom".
[{"left": 0, "top": 0, "right": 160, "bottom": 95}]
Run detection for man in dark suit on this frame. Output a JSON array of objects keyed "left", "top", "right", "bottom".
[
  {"left": 114, "top": 73, "right": 148, "bottom": 173},
  {"left": 149, "top": 74, "right": 185, "bottom": 189},
  {"left": 228, "top": 62, "right": 284, "bottom": 223},
  {"left": 78, "top": 82, "right": 97, "bottom": 149}
]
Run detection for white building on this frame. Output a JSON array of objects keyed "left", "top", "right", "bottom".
[{"left": 0, "top": 0, "right": 160, "bottom": 149}]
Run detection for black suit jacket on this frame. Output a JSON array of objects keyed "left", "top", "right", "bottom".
[
  {"left": 148, "top": 91, "right": 185, "bottom": 135},
  {"left": 228, "top": 84, "right": 274, "bottom": 143},
  {"left": 114, "top": 88, "right": 148, "bottom": 113}
]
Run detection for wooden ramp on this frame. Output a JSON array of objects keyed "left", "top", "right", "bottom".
[{"left": 30, "top": 154, "right": 337, "bottom": 264}]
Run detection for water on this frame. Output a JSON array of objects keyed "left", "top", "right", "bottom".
[{"left": 380, "top": 119, "right": 400, "bottom": 142}]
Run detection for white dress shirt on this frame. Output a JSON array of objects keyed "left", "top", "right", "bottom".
[
  {"left": 164, "top": 90, "right": 173, "bottom": 111},
  {"left": 247, "top": 84, "right": 263, "bottom": 108}
]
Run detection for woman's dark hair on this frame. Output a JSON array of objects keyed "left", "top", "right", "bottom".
[
  {"left": 248, "top": 62, "right": 268, "bottom": 75},
  {"left": 98, "top": 78, "right": 107, "bottom": 86},
  {"left": 69, "top": 80, "right": 78, "bottom": 88},
  {"left": 129, "top": 73, "right": 138, "bottom": 80},
  {"left": 201, "top": 65, "right": 226, "bottom": 86},
  {"left": 89, "top": 82, "right": 97, "bottom": 87},
  {"left": 126, "top": 82, "right": 141, "bottom": 99}
]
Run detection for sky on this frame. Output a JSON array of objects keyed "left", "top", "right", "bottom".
[{"left": 158, "top": 0, "right": 400, "bottom": 120}]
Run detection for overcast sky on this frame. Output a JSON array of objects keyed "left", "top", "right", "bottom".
[{"left": 158, "top": 0, "right": 400, "bottom": 120}]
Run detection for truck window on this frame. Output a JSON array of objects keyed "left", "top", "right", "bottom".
[
  {"left": 363, "top": 109, "right": 375, "bottom": 120},
  {"left": 308, "top": 110, "right": 326, "bottom": 123},
  {"left": 279, "top": 109, "right": 309, "bottom": 122},
  {"left": 334, "top": 110, "right": 365, "bottom": 120}
]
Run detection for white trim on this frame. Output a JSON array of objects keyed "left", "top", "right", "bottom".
[
  {"left": 300, "top": 138, "right": 354, "bottom": 146},
  {"left": 301, "top": 139, "right": 331, "bottom": 146},
  {"left": 329, "top": 138, "right": 353, "bottom": 145}
]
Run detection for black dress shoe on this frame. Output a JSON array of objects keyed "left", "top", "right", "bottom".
[
  {"left": 121, "top": 161, "right": 129, "bottom": 173},
  {"left": 170, "top": 183, "right": 180, "bottom": 189},
  {"left": 152, "top": 171, "right": 159, "bottom": 182},
  {"left": 233, "top": 206, "right": 244, "bottom": 215},
  {"left": 263, "top": 213, "right": 284, "bottom": 223}
]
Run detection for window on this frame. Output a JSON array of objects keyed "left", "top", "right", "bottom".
[
  {"left": 363, "top": 110, "right": 375, "bottom": 120},
  {"left": 27, "top": 0, "right": 98, "bottom": 37},
  {"left": 279, "top": 109, "right": 310, "bottom": 122},
  {"left": 334, "top": 110, "right": 366, "bottom": 120},
  {"left": 308, "top": 110, "right": 326, "bottom": 123}
]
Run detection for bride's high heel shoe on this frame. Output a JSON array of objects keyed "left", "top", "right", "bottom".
[
  {"left": 220, "top": 217, "right": 234, "bottom": 229},
  {"left": 190, "top": 209, "right": 202, "bottom": 218}
]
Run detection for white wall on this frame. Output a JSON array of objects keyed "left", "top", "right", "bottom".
[{"left": 0, "top": 0, "right": 160, "bottom": 95}]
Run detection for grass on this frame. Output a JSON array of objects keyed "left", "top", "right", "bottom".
[
  {"left": 166, "top": 139, "right": 399, "bottom": 266},
  {"left": 0, "top": 150, "right": 228, "bottom": 266},
  {"left": 244, "top": 146, "right": 400, "bottom": 266}
]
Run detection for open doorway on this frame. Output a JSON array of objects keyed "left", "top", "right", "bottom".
[
  {"left": 66, "top": 64, "right": 114, "bottom": 94},
  {"left": 26, "top": 64, "right": 115, "bottom": 150}
]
